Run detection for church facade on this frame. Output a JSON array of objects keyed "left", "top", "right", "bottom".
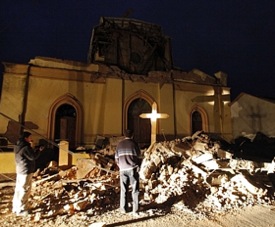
[{"left": 0, "top": 17, "right": 232, "bottom": 151}]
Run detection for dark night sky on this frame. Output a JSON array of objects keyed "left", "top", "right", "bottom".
[{"left": 1, "top": 0, "right": 275, "bottom": 100}]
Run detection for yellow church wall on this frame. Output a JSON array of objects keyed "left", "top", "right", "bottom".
[
  {"left": 123, "top": 81, "right": 175, "bottom": 137},
  {"left": 124, "top": 80, "right": 159, "bottom": 100},
  {"left": 102, "top": 78, "right": 123, "bottom": 135},
  {"left": 174, "top": 91, "right": 194, "bottom": 136},
  {"left": 81, "top": 82, "right": 106, "bottom": 141},
  {"left": 174, "top": 82, "right": 214, "bottom": 136},
  {"left": 28, "top": 64, "right": 104, "bottom": 84},
  {"left": 20, "top": 69, "right": 129, "bottom": 145},
  {"left": 0, "top": 59, "right": 232, "bottom": 150},
  {"left": 25, "top": 77, "right": 60, "bottom": 139},
  {"left": 0, "top": 73, "right": 26, "bottom": 133},
  {"left": 25, "top": 77, "right": 74, "bottom": 144},
  {"left": 158, "top": 83, "right": 175, "bottom": 136},
  {"left": 0, "top": 152, "right": 15, "bottom": 173},
  {"left": 174, "top": 82, "right": 232, "bottom": 140},
  {"left": 2, "top": 63, "right": 29, "bottom": 74},
  {"left": 25, "top": 74, "right": 108, "bottom": 145},
  {"left": 29, "top": 57, "right": 100, "bottom": 73},
  {"left": 123, "top": 79, "right": 226, "bottom": 139},
  {"left": 220, "top": 88, "right": 232, "bottom": 140}
]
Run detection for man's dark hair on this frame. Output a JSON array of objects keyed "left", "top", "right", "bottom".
[
  {"left": 124, "top": 129, "right": 133, "bottom": 138},
  {"left": 20, "top": 131, "right": 32, "bottom": 140}
]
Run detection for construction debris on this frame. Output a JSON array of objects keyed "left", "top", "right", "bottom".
[{"left": 2, "top": 131, "right": 274, "bottom": 223}]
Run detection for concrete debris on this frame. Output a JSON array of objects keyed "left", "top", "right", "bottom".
[
  {"left": 76, "top": 153, "right": 118, "bottom": 179},
  {"left": 28, "top": 131, "right": 275, "bottom": 220}
]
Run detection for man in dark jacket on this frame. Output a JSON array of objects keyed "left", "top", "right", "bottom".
[
  {"left": 12, "top": 131, "right": 40, "bottom": 216},
  {"left": 115, "top": 129, "right": 142, "bottom": 216}
]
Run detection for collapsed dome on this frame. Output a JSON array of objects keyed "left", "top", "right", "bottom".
[{"left": 88, "top": 17, "right": 173, "bottom": 75}]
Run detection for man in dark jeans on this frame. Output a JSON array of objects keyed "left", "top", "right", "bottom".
[{"left": 115, "top": 129, "right": 142, "bottom": 216}]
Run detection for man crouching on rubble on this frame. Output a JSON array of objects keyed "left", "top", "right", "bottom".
[
  {"left": 115, "top": 129, "right": 142, "bottom": 216},
  {"left": 12, "top": 131, "right": 41, "bottom": 216}
]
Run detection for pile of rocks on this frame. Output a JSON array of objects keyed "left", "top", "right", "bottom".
[
  {"left": 140, "top": 132, "right": 274, "bottom": 214},
  {"left": 29, "top": 131, "right": 275, "bottom": 222}
]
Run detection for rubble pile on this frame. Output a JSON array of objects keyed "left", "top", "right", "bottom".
[
  {"left": 76, "top": 153, "right": 118, "bottom": 179},
  {"left": 30, "top": 167, "right": 120, "bottom": 221},
  {"left": 140, "top": 132, "right": 275, "bottom": 214},
  {"left": 28, "top": 132, "right": 275, "bottom": 221}
]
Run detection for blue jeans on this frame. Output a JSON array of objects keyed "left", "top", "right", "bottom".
[{"left": 120, "top": 168, "right": 139, "bottom": 213}]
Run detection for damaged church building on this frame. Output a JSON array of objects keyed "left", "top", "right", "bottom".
[{"left": 0, "top": 17, "right": 232, "bottom": 169}]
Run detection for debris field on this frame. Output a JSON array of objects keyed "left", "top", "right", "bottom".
[{"left": 0, "top": 131, "right": 274, "bottom": 226}]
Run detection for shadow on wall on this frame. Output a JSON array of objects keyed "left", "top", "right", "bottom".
[{"left": 0, "top": 120, "right": 39, "bottom": 145}]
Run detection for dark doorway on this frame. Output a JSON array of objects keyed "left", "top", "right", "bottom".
[
  {"left": 127, "top": 99, "right": 151, "bottom": 148},
  {"left": 192, "top": 111, "right": 202, "bottom": 134},
  {"left": 55, "top": 104, "right": 76, "bottom": 150}
]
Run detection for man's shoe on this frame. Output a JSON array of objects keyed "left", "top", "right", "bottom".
[
  {"left": 16, "top": 210, "right": 29, "bottom": 217},
  {"left": 132, "top": 211, "right": 146, "bottom": 217},
  {"left": 120, "top": 209, "right": 127, "bottom": 214}
]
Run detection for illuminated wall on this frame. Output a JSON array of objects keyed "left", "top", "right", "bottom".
[{"left": 0, "top": 57, "right": 232, "bottom": 148}]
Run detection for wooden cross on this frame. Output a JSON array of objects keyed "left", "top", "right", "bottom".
[
  {"left": 192, "top": 87, "right": 230, "bottom": 134},
  {"left": 139, "top": 102, "right": 169, "bottom": 144}
]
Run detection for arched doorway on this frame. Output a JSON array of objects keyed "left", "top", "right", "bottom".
[
  {"left": 127, "top": 98, "right": 151, "bottom": 148},
  {"left": 191, "top": 111, "right": 202, "bottom": 134},
  {"left": 48, "top": 93, "right": 83, "bottom": 153},
  {"left": 190, "top": 105, "right": 209, "bottom": 135},
  {"left": 55, "top": 104, "right": 76, "bottom": 150}
]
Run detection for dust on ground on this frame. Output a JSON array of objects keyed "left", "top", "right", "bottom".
[{"left": 0, "top": 183, "right": 274, "bottom": 227}]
